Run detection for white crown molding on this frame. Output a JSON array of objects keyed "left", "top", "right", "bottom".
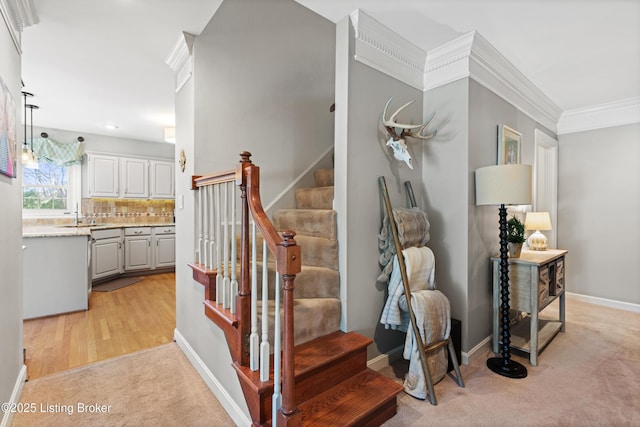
[
  {"left": 0, "top": 0, "right": 38, "bottom": 53},
  {"left": 557, "top": 97, "right": 640, "bottom": 135},
  {"left": 425, "top": 31, "right": 562, "bottom": 133},
  {"left": 349, "top": 9, "right": 426, "bottom": 91},
  {"left": 165, "top": 32, "right": 195, "bottom": 93}
]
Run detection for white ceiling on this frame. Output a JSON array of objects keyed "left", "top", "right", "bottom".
[{"left": 21, "top": 0, "right": 640, "bottom": 144}]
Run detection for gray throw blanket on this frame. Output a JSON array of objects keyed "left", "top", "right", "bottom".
[
  {"left": 378, "top": 207, "right": 430, "bottom": 282},
  {"left": 401, "top": 289, "right": 450, "bottom": 400}
]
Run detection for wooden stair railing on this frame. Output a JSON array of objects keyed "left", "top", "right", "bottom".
[{"left": 190, "top": 151, "right": 302, "bottom": 426}]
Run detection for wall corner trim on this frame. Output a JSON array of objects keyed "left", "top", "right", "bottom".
[
  {"left": 350, "top": 9, "right": 426, "bottom": 91},
  {"left": 425, "top": 31, "right": 562, "bottom": 133},
  {"left": 165, "top": 32, "right": 195, "bottom": 93},
  {"left": 557, "top": 97, "right": 640, "bottom": 135},
  {"left": 1, "top": 0, "right": 38, "bottom": 53}
]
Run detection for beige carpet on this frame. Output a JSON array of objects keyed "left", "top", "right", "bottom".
[
  {"left": 11, "top": 298, "right": 640, "bottom": 426},
  {"left": 12, "top": 343, "right": 233, "bottom": 427},
  {"left": 381, "top": 298, "right": 640, "bottom": 426}
]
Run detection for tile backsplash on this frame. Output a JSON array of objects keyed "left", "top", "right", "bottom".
[
  {"left": 82, "top": 198, "right": 175, "bottom": 224},
  {"left": 22, "top": 198, "right": 175, "bottom": 227}
]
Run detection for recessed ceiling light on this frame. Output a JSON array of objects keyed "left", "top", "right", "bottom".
[{"left": 104, "top": 123, "right": 119, "bottom": 130}]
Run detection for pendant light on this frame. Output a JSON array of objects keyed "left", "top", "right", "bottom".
[
  {"left": 24, "top": 103, "right": 40, "bottom": 169},
  {"left": 21, "top": 91, "right": 36, "bottom": 166}
]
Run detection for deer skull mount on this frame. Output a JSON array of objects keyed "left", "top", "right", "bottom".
[{"left": 382, "top": 97, "right": 437, "bottom": 170}]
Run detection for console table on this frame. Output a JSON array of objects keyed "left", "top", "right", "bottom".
[{"left": 491, "top": 249, "right": 567, "bottom": 366}]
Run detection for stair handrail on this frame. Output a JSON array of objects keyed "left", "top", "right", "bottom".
[{"left": 239, "top": 151, "right": 302, "bottom": 426}]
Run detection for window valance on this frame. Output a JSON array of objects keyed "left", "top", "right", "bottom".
[{"left": 31, "top": 137, "right": 84, "bottom": 166}]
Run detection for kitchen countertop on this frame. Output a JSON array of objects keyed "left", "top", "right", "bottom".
[{"left": 22, "top": 223, "right": 175, "bottom": 238}]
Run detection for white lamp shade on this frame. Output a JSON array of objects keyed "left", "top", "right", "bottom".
[
  {"left": 475, "top": 164, "right": 532, "bottom": 206},
  {"left": 525, "top": 212, "right": 552, "bottom": 231}
]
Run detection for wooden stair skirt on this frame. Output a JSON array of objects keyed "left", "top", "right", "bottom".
[{"left": 233, "top": 331, "right": 404, "bottom": 427}]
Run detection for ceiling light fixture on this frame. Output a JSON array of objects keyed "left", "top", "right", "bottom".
[{"left": 104, "top": 123, "right": 119, "bottom": 130}]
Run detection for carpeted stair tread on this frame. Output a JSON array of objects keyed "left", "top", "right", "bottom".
[
  {"left": 273, "top": 209, "right": 337, "bottom": 240},
  {"left": 296, "top": 186, "right": 334, "bottom": 210},
  {"left": 256, "top": 262, "right": 339, "bottom": 299},
  {"left": 295, "top": 234, "right": 338, "bottom": 271},
  {"left": 298, "top": 369, "right": 404, "bottom": 426},
  {"left": 314, "top": 168, "right": 334, "bottom": 187}
]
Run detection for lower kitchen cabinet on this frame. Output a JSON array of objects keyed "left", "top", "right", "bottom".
[
  {"left": 124, "top": 227, "right": 152, "bottom": 271},
  {"left": 154, "top": 226, "right": 175, "bottom": 268},
  {"left": 24, "top": 235, "right": 90, "bottom": 319},
  {"left": 92, "top": 228, "right": 123, "bottom": 280},
  {"left": 91, "top": 225, "right": 175, "bottom": 282}
]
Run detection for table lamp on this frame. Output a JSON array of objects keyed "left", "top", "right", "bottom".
[
  {"left": 475, "top": 164, "right": 532, "bottom": 379},
  {"left": 525, "top": 212, "right": 552, "bottom": 250}
]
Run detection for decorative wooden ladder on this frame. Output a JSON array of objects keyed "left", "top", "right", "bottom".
[{"left": 188, "top": 152, "right": 403, "bottom": 426}]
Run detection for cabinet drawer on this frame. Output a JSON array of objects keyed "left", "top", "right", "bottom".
[
  {"left": 125, "top": 227, "right": 151, "bottom": 236},
  {"left": 92, "top": 228, "right": 122, "bottom": 240},
  {"left": 154, "top": 226, "right": 175, "bottom": 235}
]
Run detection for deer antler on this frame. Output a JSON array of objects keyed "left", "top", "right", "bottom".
[{"left": 382, "top": 98, "right": 437, "bottom": 141}]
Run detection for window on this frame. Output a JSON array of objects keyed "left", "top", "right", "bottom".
[{"left": 22, "top": 161, "right": 80, "bottom": 215}]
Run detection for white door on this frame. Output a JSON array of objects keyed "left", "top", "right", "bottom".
[{"left": 533, "top": 129, "right": 558, "bottom": 249}]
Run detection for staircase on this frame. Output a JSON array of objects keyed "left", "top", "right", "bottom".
[{"left": 189, "top": 154, "right": 402, "bottom": 426}]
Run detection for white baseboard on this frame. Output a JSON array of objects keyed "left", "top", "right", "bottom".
[
  {"left": 0, "top": 365, "right": 27, "bottom": 427},
  {"left": 463, "top": 335, "right": 492, "bottom": 365},
  {"left": 566, "top": 292, "right": 640, "bottom": 313},
  {"left": 367, "top": 346, "right": 404, "bottom": 371},
  {"left": 173, "top": 329, "right": 251, "bottom": 427}
]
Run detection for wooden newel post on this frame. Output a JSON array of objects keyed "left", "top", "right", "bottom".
[
  {"left": 236, "top": 151, "right": 252, "bottom": 366},
  {"left": 277, "top": 230, "right": 301, "bottom": 426}
]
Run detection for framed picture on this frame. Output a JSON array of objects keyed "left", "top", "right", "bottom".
[
  {"left": 497, "top": 124, "right": 521, "bottom": 165},
  {"left": 0, "top": 75, "right": 17, "bottom": 178}
]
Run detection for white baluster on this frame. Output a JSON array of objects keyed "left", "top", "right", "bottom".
[
  {"left": 230, "top": 184, "right": 238, "bottom": 314},
  {"left": 197, "top": 187, "right": 202, "bottom": 264},
  {"left": 260, "top": 239, "right": 270, "bottom": 382},
  {"left": 222, "top": 182, "right": 231, "bottom": 309},
  {"left": 213, "top": 184, "right": 221, "bottom": 304},
  {"left": 271, "top": 272, "right": 282, "bottom": 422},
  {"left": 250, "top": 221, "right": 259, "bottom": 371},
  {"left": 202, "top": 186, "right": 208, "bottom": 268}
]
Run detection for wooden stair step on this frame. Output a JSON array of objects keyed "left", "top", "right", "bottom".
[{"left": 298, "top": 369, "right": 404, "bottom": 426}]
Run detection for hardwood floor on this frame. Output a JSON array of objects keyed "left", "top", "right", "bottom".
[{"left": 23, "top": 272, "right": 176, "bottom": 380}]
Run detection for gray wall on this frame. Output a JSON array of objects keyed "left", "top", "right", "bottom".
[
  {"left": 558, "top": 123, "right": 640, "bottom": 305},
  {"left": 0, "top": 16, "right": 25, "bottom": 423},
  {"left": 335, "top": 17, "right": 425, "bottom": 358},
  {"left": 193, "top": 0, "right": 335, "bottom": 205},
  {"left": 174, "top": 0, "right": 335, "bottom": 422},
  {"left": 422, "top": 78, "right": 556, "bottom": 354}
]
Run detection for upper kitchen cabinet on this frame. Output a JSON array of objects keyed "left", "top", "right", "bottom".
[
  {"left": 120, "top": 157, "right": 149, "bottom": 198},
  {"left": 87, "top": 154, "right": 119, "bottom": 197},
  {"left": 84, "top": 153, "right": 174, "bottom": 199},
  {"left": 150, "top": 160, "right": 174, "bottom": 199}
]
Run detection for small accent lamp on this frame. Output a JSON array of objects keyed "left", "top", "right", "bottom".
[
  {"left": 475, "top": 164, "right": 532, "bottom": 379},
  {"left": 525, "top": 212, "right": 552, "bottom": 250}
]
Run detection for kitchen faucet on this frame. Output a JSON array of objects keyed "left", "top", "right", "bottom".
[{"left": 65, "top": 203, "right": 80, "bottom": 226}]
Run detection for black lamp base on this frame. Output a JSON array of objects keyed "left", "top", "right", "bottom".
[{"left": 486, "top": 357, "right": 527, "bottom": 379}]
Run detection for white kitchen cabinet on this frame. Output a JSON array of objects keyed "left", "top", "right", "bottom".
[
  {"left": 124, "top": 227, "right": 152, "bottom": 271},
  {"left": 23, "top": 235, "right": 90, "bottom": 319},
  {"left": 87, "top": 154, "right": 119, "bottom": 197},
  {"left": 153, "top": 226, "right": 175, "bottom": 268},
  {"left": 120, "top": 157, "right": 149, "bottom": 198},
  {"left": 150, "top": 160, "right": 174, "bottom": 199},
  {"left": 92, "top": 228, "right": 123, "bottom": 280}
]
